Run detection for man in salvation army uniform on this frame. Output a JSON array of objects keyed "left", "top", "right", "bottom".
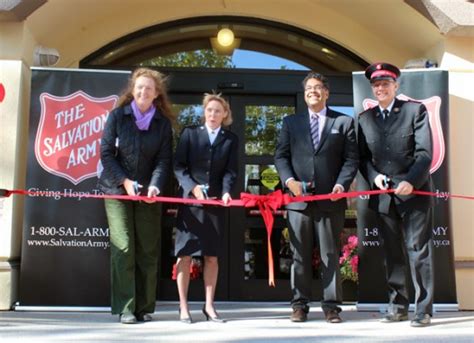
[{"left": 357, "top": 62, "right": 435, "bottom": 327}]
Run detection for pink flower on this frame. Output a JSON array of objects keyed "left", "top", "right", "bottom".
[
  {"left": 350, "top": 255, "right": 359, "bottom": 274},
  {"left": 171, "top": 263, "right": 178, "bottom": 280},
  {"left": 340, "top": 235, "right": 359, "bottom": 282},
  {"left": 341, "top": 249, "right": 351, "bottom": 260},
  {"left": 171, "top": 258, "right": 203, "bottom": 280},
  {"left": 348, "top": 235, "right": 358, "bottom": 248}
]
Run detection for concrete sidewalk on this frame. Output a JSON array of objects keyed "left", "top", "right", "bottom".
[{"left": 1, "top": 302, "right": 473, "bottom": 342}]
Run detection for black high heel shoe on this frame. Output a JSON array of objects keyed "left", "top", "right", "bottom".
[
  {"left": 179, "top": 309, "right": 193, "bottom": 324},
  {"left": 202, "top": 306, "right": 226, "bottom": 323}
]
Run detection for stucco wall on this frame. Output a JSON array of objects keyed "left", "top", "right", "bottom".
[{"left": 0, "top": 0, "right": 472, "bottom": 309}]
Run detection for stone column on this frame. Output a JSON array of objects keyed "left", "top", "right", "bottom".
[{"left": 0, "top": 60, "right": 31, "bottom": 309}]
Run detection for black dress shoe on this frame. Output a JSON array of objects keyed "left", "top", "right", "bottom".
[
  {"left": 411, "top": 313, "right": 431, "bottom": 327},
  {"left": 290, "top": 308, "right": 307, "bottom": 322},
  {"left": 202, "top": 307, "right": 226, "bottom": 323},
  {"left": 380, "top": 312, "right": 409, "bottom": 323},
  {"left": 136, "top": 313, "right": 153, "bottom": 322},
  {"left": 325, "top": 309, "right": 342, "bottom": 323},
  {"left": 179, "top": 309, "right": 193, "bottom": 324},
  {"left": 120, "top": 313, "right": 137, "bottom": 324}
]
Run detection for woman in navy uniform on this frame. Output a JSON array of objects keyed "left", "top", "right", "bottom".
[{"left": 174, "top": 93, "right": 238, "bottom": 323}]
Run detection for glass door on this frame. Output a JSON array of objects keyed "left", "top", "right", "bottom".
[
  {"left": 227, "top": 95, "right": 296, "bottom": 300},
  {"left": 158, "top": 68, "right": 357, "bottom": 301},
  {"left": 159, "top": 93, "right": 231, "bottom": 301}
]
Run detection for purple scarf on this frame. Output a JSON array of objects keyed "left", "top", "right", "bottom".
[{"left": 131, "top": 100, "right": 156, "bottom": 131}]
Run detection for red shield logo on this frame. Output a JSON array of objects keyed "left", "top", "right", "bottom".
[
  {"left": 362, "top": 95, "right": 445, "bottom": 174},
  {"left": 35, "top": 90, "right": 118, "bottom": 185}
]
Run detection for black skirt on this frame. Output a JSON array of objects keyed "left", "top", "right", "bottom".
[{"left": 174, "top": 205, "right": 224, "bottom": 257}]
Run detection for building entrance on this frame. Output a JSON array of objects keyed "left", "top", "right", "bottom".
[{"left": 157, "top": 68, "right": 357, "bottom": 301}]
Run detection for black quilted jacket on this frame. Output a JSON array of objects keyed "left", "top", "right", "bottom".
[{"left": 97, "top": 105, "right": 172, "bottom": 195}]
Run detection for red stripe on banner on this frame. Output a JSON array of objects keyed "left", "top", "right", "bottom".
[{"left": 1, "top": 188, "right": 472, "bottom": 286}]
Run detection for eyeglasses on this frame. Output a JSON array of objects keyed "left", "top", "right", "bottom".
[
  {"left": 371, "top": 81, "right": 395, "bottom": 89},
  {"left": 304, "top": 85, "right": 326, "bottom": 92}
]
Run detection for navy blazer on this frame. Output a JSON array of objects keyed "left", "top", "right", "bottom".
[
  {"left": 174, "top": 125, "right": 238, "bottom": 199},
  {"left": 274, "top": 108, "right": 359, "bottom": 211},
  {"left": 358, "top": 98, "right": 433, "bottom": 214}
]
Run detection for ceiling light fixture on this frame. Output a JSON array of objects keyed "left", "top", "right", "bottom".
[{"left": 217, "top": 28, "right": 235, "bottom": 47}]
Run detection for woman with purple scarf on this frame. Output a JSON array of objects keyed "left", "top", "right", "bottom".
[{"left": 98, "top": 68, "right": 175, "bottom": 324}]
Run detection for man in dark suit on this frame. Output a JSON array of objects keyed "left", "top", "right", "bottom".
[
  {"left": 275, "top": 72, "right": 359, "bottom": 323},
  {"left": 358, "top": 62, "right": 434, "bottom": 327}
]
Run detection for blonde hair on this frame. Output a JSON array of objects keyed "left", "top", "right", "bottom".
[
  {"left": 201, "top": 92, "right": 233, "bottom": 126},
  {"left": 117, "top": 67, "right": 176, "bottom": 124}
]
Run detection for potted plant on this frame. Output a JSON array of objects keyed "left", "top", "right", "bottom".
[{"left": 339, "top": 235, "right": 358, "bottom": 300}]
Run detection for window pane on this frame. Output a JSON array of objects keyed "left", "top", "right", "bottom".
[
  {"left": 245, "top": 164, "right": 282, "bottom": 195},
  {"left": 331, "top": 106, "right": 355, "bottom": 118},
  {"left": 244, "top": 226, "right": 291, "bottom": 280},
  {"left": 245, "top": 105, "right": 294, "bottom": 155},
  {"left": 172, "top": 103, "right": 203, "bottom": 147},
  {"left": 174, "top": 103, "right": 203, "bottom": 131}
]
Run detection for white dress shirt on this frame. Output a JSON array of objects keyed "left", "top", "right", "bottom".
[
  {"left": 205, "top": 124, "right": 221, "bottom": 145},
  {"left": 378, "top": 99, "right": 395, "bottom": 118}
]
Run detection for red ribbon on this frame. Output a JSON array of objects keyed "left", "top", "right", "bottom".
[
  {"left": 2, "top": 187, "right": 473, "bottom": 287},
  {"left": 240, "top": 190, "right": 290, "bottom": 286}
]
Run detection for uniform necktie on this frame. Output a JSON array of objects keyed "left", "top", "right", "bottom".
[
  {"left": 382, "top": 109, "right": 389, "bottom": 120},
  {"left": 209, "top": 131, "right": 216, "bottom": 144},
  {"left": 310, "top": 113, "right": 320, "bottom": 149}
]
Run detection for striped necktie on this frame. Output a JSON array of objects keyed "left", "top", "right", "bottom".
[{"left": 310, "top": 113, "right": 320, "bottom": 149}]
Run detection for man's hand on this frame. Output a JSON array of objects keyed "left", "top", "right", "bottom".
[
  {"left": 394, "top": 181, "right": 414, "bottom": 195},
  {"left": 192, "top": 185, "right": 205, "bottom": 200},
  {"left": 374, "top": 174, "right": 389, "bottom": 190},
  {"left": 222, "top": 192, "right": 232, "bottom": 206},
  {"left": 330, "top": 184, "right": 345, "bottom": 201},
  {"left": 287, "top": 179, "right": 303, "bottom": 196}
]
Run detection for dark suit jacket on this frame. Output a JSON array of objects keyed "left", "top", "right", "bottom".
[
  {"left": 358, "top": 98, "right": 433, "bottom": 214},
  {"left": 274, "top": 108, "right": 359, "bottom": 211},
  {"left": 174, "top": 125, "right": 238, "bottom": 199}
]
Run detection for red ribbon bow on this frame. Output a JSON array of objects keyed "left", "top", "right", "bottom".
[{"left": 240, "top": 190, "right": 290, "bottom": 286}]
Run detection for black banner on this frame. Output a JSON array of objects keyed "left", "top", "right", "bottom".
[
  {"left": 352, "top": 69, "right": 457, "bottom": 308},
  {"left": 19, "top": 68, "right": 130, "bottom": 306}
]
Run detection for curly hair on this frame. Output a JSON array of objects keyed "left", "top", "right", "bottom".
[{"left": 117, "top": 67, "right": 176, "bottom": 124}]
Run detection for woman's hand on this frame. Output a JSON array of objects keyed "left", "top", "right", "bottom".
[
  {"left": 222, "top": 192, "right": 232, "bottom": 206},
  {"left": 143, "top": 186, "right": 160, "bottom": 203},
  {"left": 123, "top": 178, "right": 142, "bottom": 196},
  {"left": 192, "top": 185, "right": 205, "bottom": 200}
]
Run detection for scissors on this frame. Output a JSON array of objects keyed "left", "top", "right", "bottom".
[
  {"left": 133, "top": 181, "right": 141, "bottom": 195},
  {"left": 382, "top": 176, "right": 391, "bottom": 189},
  {"left": 199, "top": 184, "right": 209, "bottom": 199}
]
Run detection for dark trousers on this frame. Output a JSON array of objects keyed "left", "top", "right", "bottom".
[
  {"left": 288, "top": 203, "right": 344, "bottom": 313},
  {"left": 105, "top": 199, "right": 162, "bottom": 315},
  {"left": 378, "top": 203, "right": 434, "bottom": 315}
]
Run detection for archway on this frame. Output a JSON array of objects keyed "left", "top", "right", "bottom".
[
  {"left": 81, "top": 16, "right": 365, "bottom": 301},
  {"left": 80, "top": 16, "right": 367, "bottom": 72}
]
